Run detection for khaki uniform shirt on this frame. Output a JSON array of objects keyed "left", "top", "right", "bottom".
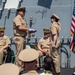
[
  {"left": 13, "top": 14, "right": 27, "bottom": 37},
  {"left": 50, "top": 22, "right": 61, "bottom": 48},
  {"left": 51, "top": 22, "right": 61, "bottom": 36},
  {"left": 38, "top": 37, "right": 51, "bottom": 50},
  {"left": 22, "top": 70, "right": 39, "bottom": 75},
  {"left": 0, "top": 35, "right": 10, "bottom": 50}
]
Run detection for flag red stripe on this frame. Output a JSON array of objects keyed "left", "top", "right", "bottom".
[
  {"left": 70, "top": 39, "right": 73, "bottom": 48},
  {"left": 71, "top": 22, "right": 75, "bottom": 29},
  {"left": 72, "top": 17, "right": 75, "bottom": 24}
]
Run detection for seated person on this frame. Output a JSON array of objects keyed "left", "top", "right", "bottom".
[
  {"left": 37, "top": 28, "right": 52, "bottom": 68},
  {"left": 0, "top": 26, "right": 10, "bottom": 65},
  {"left": 38, "top": 28, "right": 52, "bottom": 57}
]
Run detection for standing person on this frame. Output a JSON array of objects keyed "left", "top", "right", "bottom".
[
  {"left": 18, "top": 48, "right": 39, "bottom": 75},
  {"left": 13, "top": 7, "right": 33, "bottom": 70},
  {"left": 50, "top": 13, "right": 61, "bottom": 75},
  {"left": 0, "top": 26, "right": 10, "bottom": 65}
]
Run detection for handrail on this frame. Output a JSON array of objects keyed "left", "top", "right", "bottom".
[
  {"left": 9, "top": 36, "right": 71, "bottom": 47},
  {"left": 9, "top": 36, "right": 71, "bottom": 68},
  {"left": 60, "top": 45, "right": 70, "bottom": 68}
]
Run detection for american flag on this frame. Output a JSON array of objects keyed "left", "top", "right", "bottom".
[
  {"left": 70, "top": 3, "right": 75, "bottom": 36},
  {"left": 70, "top": 33, "right": 75, "bottom": 53},
  {"left": 70, "top": 2, "right": 75, "bottom": 53}
]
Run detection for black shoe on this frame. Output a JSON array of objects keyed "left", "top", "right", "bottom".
[{"left": 56, "top": 73, "right": 60, "bottom": 75}]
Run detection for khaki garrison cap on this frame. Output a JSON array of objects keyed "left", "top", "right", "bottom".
[
  {"left": 0, "top": 63, "right": 19, "bottom": 75},
  {"left": 0, "top": 26, "right": 5, "bottom": 31},
  {"left": 51, "top": 13, "right": 60, "bottom": 20},
  {"left": 17, "top": 7, "right": 26, "bottom": 12},
  {"left": 18, "top": 48, "right": 39, "bottom": 62},
  {"left": 43, "top": 28, "right": 50, "bottom": 33}
]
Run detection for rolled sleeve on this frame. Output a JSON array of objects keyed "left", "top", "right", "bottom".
[
  {"left": 51, "top": 26, "right": 57, "bottom": 35},
  {"left": 13, "top": 18, "right": 22, "bottom": 26}
]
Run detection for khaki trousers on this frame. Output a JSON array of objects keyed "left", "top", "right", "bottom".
[
  {"left": 38, "top": 49, "right": 51, "bottom": 57},
  {"left": 37, "top": 49, "right": 51, "bottom": 67},
  {"left": 0, "top": 50, "right": 3, "bottom": 65},
  {"left": 14, "top": 36, "right": 26, "bottom": 70},
  {"left": 51, "top": 47, "right": 60, "bottom": 73}
]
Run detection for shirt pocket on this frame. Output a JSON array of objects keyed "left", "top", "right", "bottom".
[{"left": 21, "top": 20, "right": 26, "bottom": 25}]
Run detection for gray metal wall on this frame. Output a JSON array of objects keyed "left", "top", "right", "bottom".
[{"left": 0, "top": 0, "right": 75, "bottom": 68}]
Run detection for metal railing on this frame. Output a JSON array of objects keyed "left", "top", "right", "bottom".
[{"left": 9, "top": 36, "right": 71, "bottom": 68}]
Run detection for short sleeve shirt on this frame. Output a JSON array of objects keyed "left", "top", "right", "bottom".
[
  {"left": 0, "top": 35, "right": 10, "bottom": 49},
  {"left": 50, "top": 22, "right": 61, "bottom": 48},
  {"left": 38, "top": 38, "right": 51, "bottom": 50},
  {"left": 13, "top": 15, "right": 27, "bottom": 37},
  {"left": 51, "top": 22, "right": 61, "bottom": 36}
]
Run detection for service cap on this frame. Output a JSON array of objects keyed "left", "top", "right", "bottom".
[
  {"left": 18, "top": 48, "right": 39, "bottom": 62},
  {"left": 0, "top": 26, "right": 5, "bottom": 31},
  {"left": 17, "top": 7, "right": 26, "bottom": 12},
  {"left": 51, "top": 13, "right": 60, "bottom": 20},
  {"left": 43, "top": 28, "right": 50, "bottom": 33},
  {"left": 0, "top": 63, "right": 19, "bottom": 75}
]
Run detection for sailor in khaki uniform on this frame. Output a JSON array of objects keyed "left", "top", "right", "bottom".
[
  {"left": 50, "top": 13, "right": 61, "bottom": 74},
  {"left": 0, "top": 26, "right": 10, "bottom": 65},
  {"left": 0, "top": 63, "right": 19, "bottom": 75},
  {"left": 13, "top": 7, "right": 33, "bottom": 70},
  {"left": 38, "top": 28, "right": 52, "bottom": 57},
  {"left": 18, "top": 48, "right": 39, "bottom": 75}
]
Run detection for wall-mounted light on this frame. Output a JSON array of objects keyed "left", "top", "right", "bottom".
[
  {"left": 30, "top": 16, "right": 33, "bottom": 22},
  {"left": 29, "top": 16, "right": 36, "bottom": 28}
]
